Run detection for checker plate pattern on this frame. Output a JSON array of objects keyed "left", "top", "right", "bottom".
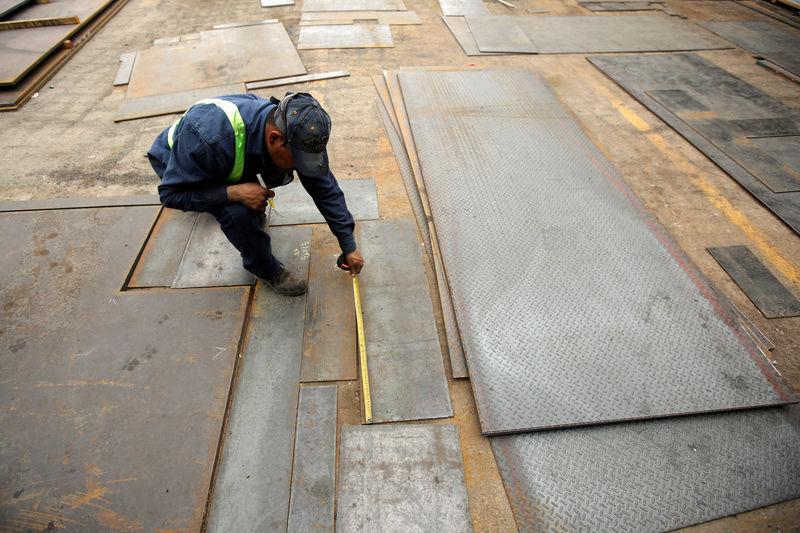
[
  {"left": 491, "top": 406, "right": 800, "bottom": 531},
  {"left": 398, "top": 70, "right": 794, "bottom": 434}
]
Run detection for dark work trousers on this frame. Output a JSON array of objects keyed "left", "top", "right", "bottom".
[{"left": 209, "top": 203, "right": 280, "bottom": 280}]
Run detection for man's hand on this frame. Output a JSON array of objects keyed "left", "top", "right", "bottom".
[
  {"left": 344, "top": 250, "right": 364, "bottom": 277},
  {"left": 227, "top": 183, "right": 275, "bottom": 211}
]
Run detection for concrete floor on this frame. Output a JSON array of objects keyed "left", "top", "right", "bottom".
[{"left": 1, "top": 0, "right": 800, "bottom": 530}]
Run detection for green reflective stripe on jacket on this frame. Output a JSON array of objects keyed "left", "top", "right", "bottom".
[{"left": 167, "top": 98, "right": 246, "bottom": 183}]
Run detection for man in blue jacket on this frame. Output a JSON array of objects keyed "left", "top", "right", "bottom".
[{"left": 147, "top": 92, "right": 364, "bottom": 296}]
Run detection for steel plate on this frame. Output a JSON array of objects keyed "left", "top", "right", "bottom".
[{"left": 399, "top": 69, "right": 795, "bottom": 434}]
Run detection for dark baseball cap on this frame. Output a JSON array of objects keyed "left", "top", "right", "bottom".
[{"left": 272, "top": 92, "right": 331, "bottom": 177}]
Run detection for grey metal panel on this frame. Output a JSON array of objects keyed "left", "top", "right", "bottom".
[
  {"left": 297, "top": 24, "right": 394, "bottom": 49},
  {"left": 0, "top": 194, "right": 160, "bottom": 211},
  {"left": 438, "top": 0, "right": 489, "bottom": 16},
  {"left": 128, "top": 208, "right": 198, "bottom": 288},
  {"left": 375, "top": 98, "right": 468, "bottom": 379},
  {"left": 701, "top": 20, "right": 800, "bottom": 79},
  {"left": 357, "top": 219, "right": 453, "bottom": 423},
  {"left": 262, "top": 0, "right": 294, "bottom": 5},
  {"left": 114, "top": 83, "right": 245, "bottom": 122},
  {"left": 442, "top": 16, "right": 499, "bottom": 56},
  {"left": 492, "top": 406, "right": 800, "bottom": 531},
  {"left": 465, "top": 14, "right": 537, "bottom": 53},
  {"left": 510, "top": 13, "right": 731, "bottom": 53},
  {"left": 269, "top": 177, "right": 380, "bottom": 226},
  {"left": 708, "top": 246, "right": 800, "bottom": 318},
  {"left": 337, "top": 424, "right": 472, "bottom": 533},
  {"left": 302, "top": 0, "right": 406, "bottom": 11},
  {"left": 0, "top": 207, "right": 249, "bottom": 531},
  {"left": 172, "top": 212, "right": 255, "bottom": 288},
  {"left": 287, "top": 385, "right": 337, "bottom": 533},
  {"left": 113, "top": 51, "right": 136, "bottom": 86},
  {"left": 588, "top": 53, "right": 800, "bottom": 235},
  {"left": 398, "top": 69, "right": 795, "bottom": 435},
  {"left": 207, "top": 226, "right": 312, "bottom": 533}
]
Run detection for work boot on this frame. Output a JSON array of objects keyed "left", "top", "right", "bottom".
[{"left": 264, "top": 265, "right": 308, "bottom": 296}]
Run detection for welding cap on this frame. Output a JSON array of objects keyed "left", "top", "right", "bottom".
[{"left": 271, "top": 92, "right": 331, "bottom": 177}]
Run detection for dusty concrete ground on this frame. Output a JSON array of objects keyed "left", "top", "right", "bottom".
[{"left": 1, "top": 0, "right": 799, "bottom": 530}]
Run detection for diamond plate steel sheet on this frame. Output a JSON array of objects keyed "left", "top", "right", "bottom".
[
  {"left": 492, "top": 406, "right": 800, "bottom": 531},
  {"left": 398, "top": 69, "right": 795, "bottom": 434}
]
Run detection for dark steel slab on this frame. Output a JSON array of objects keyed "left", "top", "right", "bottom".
[
  {"left": 269, "top": 178, "right": 379, "bottom": 226},
  {"left": 375, "top": 96, "right": 468, "bottom": 378},
  {"left": 589, "top": 53, "right": 800, "bottom": 235},
  {"left": 0, "top": 207, "right": 249, "bottom": 531},
  {"left": 337, "top": 424, "right": 472, "bottom": 532},
  {"left": 492, "top": 406, "right": 800, "bottom": 531},
  {"left": 708, "top": 246, "right": 800, "bottom": 318},
  {"left": 206, "top": 226, "right": 312, "bottom": 533},
  {"left": 300, "top": 225, "right": 357, "bottom": 382},
  {"left": 357, "top": 219, "right": 453, "bottom": 423},
  {"left": 128, "top": 208, "right": 198, "bottom": 288},
  {"left": 646, "top": 89, "right": 800, "bottom": 193},
  {"left": 287, "top": 385, "right": 337, "bottom": 533},
  {"left": 701, "top": 20, "right": 800, "bottom": 79},
  {"left": 399, "top": 69, "right": 795, "bottom": 435}
]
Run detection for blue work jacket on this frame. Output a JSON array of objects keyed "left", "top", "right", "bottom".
[{"left": 147, "top": 94, "right": 356, "bottom": 254}]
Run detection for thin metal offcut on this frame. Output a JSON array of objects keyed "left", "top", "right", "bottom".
[{"left": 398, "top": 69, "right": 795, "bottom": 434}]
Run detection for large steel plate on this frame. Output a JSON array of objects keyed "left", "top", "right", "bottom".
[
  {"left": 701, "top": 20, "right": 800, "bottom": 79},
  {"left": 588, "top": 53, "right": 800, "bottom": 235},
  {"left": 0, "top": 207, "right": 249, "bottom": 531},
  {"left": 492, "top": 406, "right": 800, "bottom": 531},
  {"left": 399, "top": 69, "right": 795, "bottom": 434}
]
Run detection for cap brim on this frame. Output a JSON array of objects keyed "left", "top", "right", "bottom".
[{"left": 291, "top": 147, "right": 329, "bottom": 177}]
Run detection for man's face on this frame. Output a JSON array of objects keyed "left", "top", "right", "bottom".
[{"left": 266, "top": 128, "right": 295, "bottom": 170}]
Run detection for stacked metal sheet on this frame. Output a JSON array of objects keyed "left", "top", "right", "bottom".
[{"left": 375, "top": 68, "right": 800, "bottom": 531}]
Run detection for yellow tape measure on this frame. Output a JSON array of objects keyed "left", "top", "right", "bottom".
[{"left": 352, "top": 275, "right": 372, "bottom": 424}]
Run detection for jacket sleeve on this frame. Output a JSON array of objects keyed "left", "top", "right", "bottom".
[
  {"left": 155, "top": 115, "right": 233, "bottom": 213},
  {"left": 298, "top": 171, "right": 357, "bottom": 254}
]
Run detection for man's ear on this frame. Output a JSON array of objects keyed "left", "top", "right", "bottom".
[{"left": 267, "top": 128, "right": 286, "bottom": 147}]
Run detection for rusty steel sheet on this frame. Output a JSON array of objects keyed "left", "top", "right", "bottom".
[
  {"left": 206, "top": 227, "right": 312, "bottom": 533},
  {"left": 0, "top": 0, "right": 117, "bottom": 86},
  {"left": 399, "top": 69, "right": 795, "bottom": 434},
  {"left": 128, "top": 208, "right": 199, "bottom": 288},
  {"left": 0, "top": 206, "right": 249, "bottom": 531},
  {"left": 114, "top": 83, "right": 245, "bottom": 122},
  {"left": 300, "top": 226, "right": 357, "bottom": 382},
  {"left": 125, "top": 22, "right": 305, "bottom": 100},
  {"left": 297, "top": 24, "right": 394, "bottom": 49}
]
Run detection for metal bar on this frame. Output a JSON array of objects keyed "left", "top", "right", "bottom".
[
  {"left": 245, "top": 70, "right": 350, "bottom": 91},
  {"left": 0, "top": 15, "right": 79, "bottom": 30}
]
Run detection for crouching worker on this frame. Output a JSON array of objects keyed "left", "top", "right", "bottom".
[{"left": 147, "top": 92, "right": 364, "bottom": 295}]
